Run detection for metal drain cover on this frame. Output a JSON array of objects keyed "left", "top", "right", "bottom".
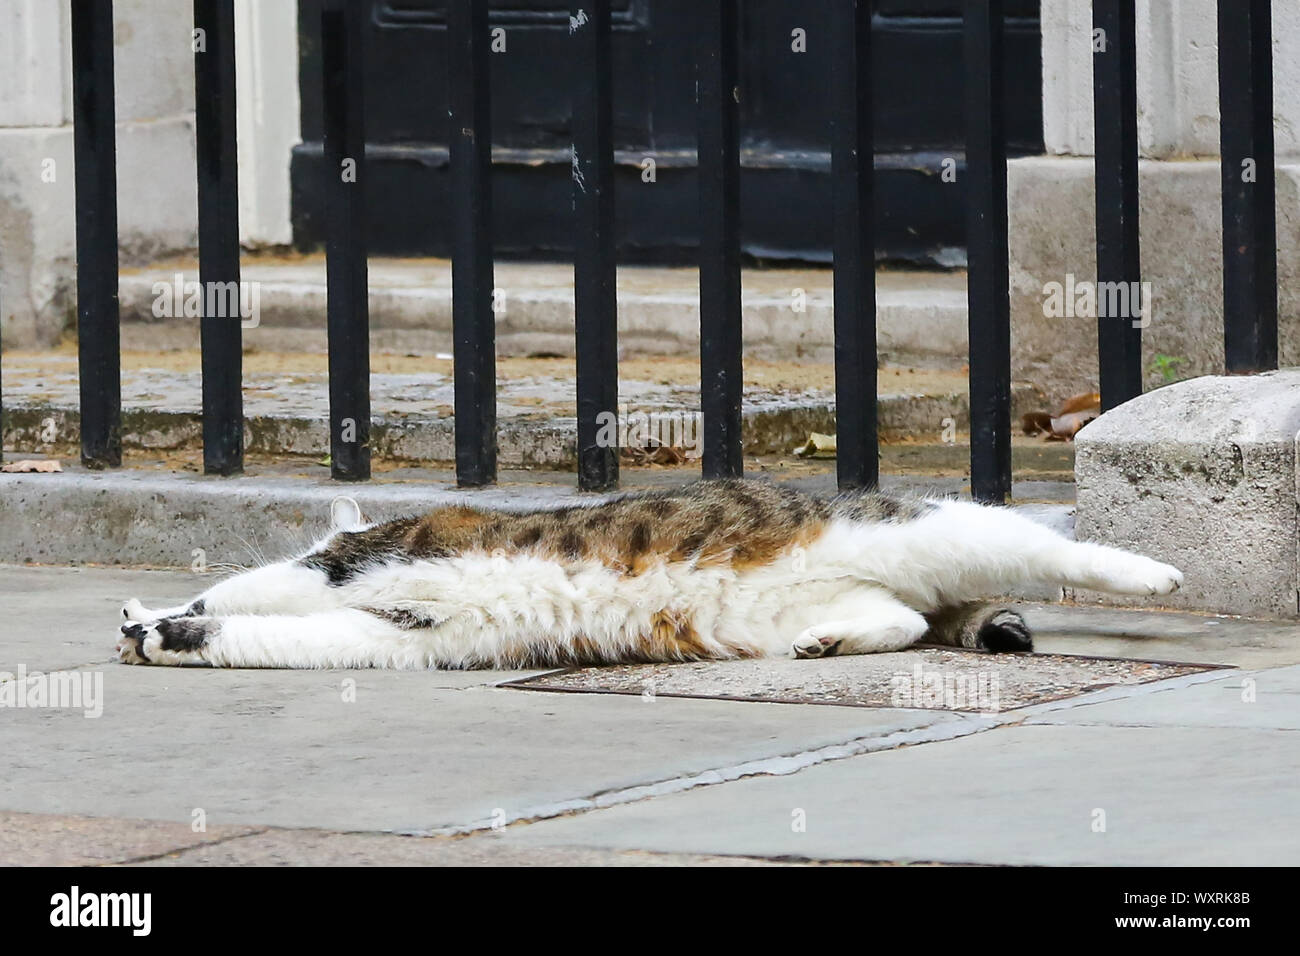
[{"left": 504, "top": 649, "right": 1224, "bottom": 713}]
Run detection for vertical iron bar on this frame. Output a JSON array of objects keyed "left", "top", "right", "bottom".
[
  {"left": 1093, "top": 0, "right": 1143, "bottom": 410},
  {"left": 194, "top": 0, "right": 243, "bottom": 475},
  {"left": 696, "top": 0, "right": 743, "bottom": 479},
  {"left": 831, "top": 0, "right": 877, "bottom": 491},
  {"left": 964, "top": 0, "right": 1011, "bottom": 503},
  {"left": 71, "top": 0, "right": 121, "bottom": 468},
  {"left": 1218, "top": 0, "right": 1278, "bottom": 373},
  {"left": 572, "top": 1, "right": 619, "bottom": 491},
  {"left": 449, "top": 0, "right": 497, "bottom": 487},
  {"left": 321, "top": 0, "right": 370, "bottom": 481}
]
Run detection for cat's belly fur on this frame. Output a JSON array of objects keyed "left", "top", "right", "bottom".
[{"left": 328, "top": 514, "right": 956, "bottom": 665}]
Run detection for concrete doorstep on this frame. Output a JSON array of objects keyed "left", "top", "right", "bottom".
[
  {"left": 1, "top": 350, "right": 1045, "bottom": 468},
  {"left": 117, "top": 256, "right": 972, "bottom": 368}
]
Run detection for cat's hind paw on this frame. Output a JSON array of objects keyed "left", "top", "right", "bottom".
[
  {"left": 975, "top": 609, "right": 1033, "bottom": 653},
  {"left": 122, "top": 598, "right": 156, "bottom": 624},
  {"left": 791, "top": 631, "right": 842, "bottom": 659}
]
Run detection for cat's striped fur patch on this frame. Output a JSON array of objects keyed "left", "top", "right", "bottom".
[{"left": 300, "top": 479, "right": 932, "bottom": 584}]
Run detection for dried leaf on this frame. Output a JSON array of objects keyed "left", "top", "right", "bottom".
[{"left": 1, "top": 459, "right": 62, "bottom": 473}]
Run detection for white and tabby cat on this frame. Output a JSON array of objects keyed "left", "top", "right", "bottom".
[{"left": 116, "top": 479, "right": 1182, "bottom": 669}]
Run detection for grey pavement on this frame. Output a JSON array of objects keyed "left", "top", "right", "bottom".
[
  {"left": 0, "top": 811, "right": 789, "bottom": 867},
  {"left": 2, "top": 564, "right": 1298, "bottom": 866},
  {"left": 498, "top": 721, "right": 1299, "bottom": 866}
]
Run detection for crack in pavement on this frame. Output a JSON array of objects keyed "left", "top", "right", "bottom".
[
  {"left": 110, "top": 827, "right": 273, "bottom": 867},
  {"left": 407, "top": 665, "right": 1238, "bottom": 837}
]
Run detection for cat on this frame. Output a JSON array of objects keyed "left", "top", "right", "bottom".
[{"left": 116, "top": 478, "right": 1182, "bottom": 669}]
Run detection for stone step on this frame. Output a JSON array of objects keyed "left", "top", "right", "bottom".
[
  {"left": 2, "top": 350, "right": 1048, "bottom": 469},
  {"left": 118, "top": 256, "right": 969, "bottom": 367}
]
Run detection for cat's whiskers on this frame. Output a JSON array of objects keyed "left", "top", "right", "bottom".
[{"left": 232, "top": 531, "right": 272, "bottom": 569}]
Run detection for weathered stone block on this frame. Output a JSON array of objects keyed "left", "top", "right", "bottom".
[{"left": 1075, "top": 370, "right": 1300, "bottom": 618}]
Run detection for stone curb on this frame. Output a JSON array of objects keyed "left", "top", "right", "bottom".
[{"left": 0, "top": 469, "right": 1075, "bottom": 572}]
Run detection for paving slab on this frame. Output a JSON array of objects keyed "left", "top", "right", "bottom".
[
  {"left": 0, "top": 811, "right": 263, "bottom": 867},
  {"left": 0, "top": 661, "right": 954, "bottom": 833},
  {"left": 0, "top": 567, "right": 200, "bottom": 672},
  {"left": 130, "top": 826, "right": 794, "bottom": 867},
  {"left": 1026, "top": 664, "right": 1300, "bottom": 730},
  {"left": 4, "top": 565, "right": 1296, "bottom": 864},
  {"left": 0, "top": 809, "right": 801, "bottom": 866},
  {"left": 1022, "top": 603, "right": 1300, "bottom": 669},
  {"left": 499, "top": 722, "right": 1300, "bottom": 865}
]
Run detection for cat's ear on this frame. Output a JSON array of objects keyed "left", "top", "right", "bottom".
[{"left": 329, "top": 496, "right": 365, "bottom": 532}]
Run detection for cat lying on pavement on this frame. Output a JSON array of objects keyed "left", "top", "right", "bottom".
[{"left": 117, "top": 478, "right": 1182, "bottom": 669}]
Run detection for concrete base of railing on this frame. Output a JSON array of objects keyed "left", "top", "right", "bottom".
[
  {"left": 1008, "top": 156, "right": 1300, "bottom": 406},
  {"left": 1076, "top": 370, "right": 1300, "bottom": 618}
]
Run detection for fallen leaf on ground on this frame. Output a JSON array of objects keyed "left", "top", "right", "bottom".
[{"left": 1, "top": 459, "right": 62, "bottom": 473}]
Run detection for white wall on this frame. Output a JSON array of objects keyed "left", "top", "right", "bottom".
[
  {"left": 1042, "top": 0, "right": 1300, "bottom": 160},
  {"left": 235, "top": 0, "right": 300, "bottom": 248},
  {"left": 0, "top": 0, "right": 300, "bottom": 347}
]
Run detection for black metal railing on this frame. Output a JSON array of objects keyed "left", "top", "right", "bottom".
[
  {"left": 572, "top": 0, "right": 620, "bottom": 492},
  {"left": 830, "top": 0, "right": 878, "bottom": 492},
  {"left": 1218, "top": 0, "right": 1278, "bottom": 374},
  {"left": 70, "top": 0, "right": 121, "bottom": 470},
  {"left": 964, "top": 0, "right": 1012, "bottom": 503},
  {"left": 12, "top": 0, "right": 1284, "bottom": 501},
  {"left": 695, "top": 0, "right": 744, "bottom": 481},
  {"left": 1092, "top": 0, "right": 1142, "bottom": 414},
  {"left": 321, "top": 0, "right": 372, "bottom": 481},
  {"left": 194, "top": 0, "right": 243, "bottom": 475},
  {"left": 447, "top": 0, "right": 497, "bottom": 488}
]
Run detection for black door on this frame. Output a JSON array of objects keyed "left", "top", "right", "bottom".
[{"left": 292, "top": 0, "right": 1042, "bottom": 265}]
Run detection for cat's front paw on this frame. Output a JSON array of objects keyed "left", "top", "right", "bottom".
[
  {"left": 1141, "top": 561, "right": 1184, "bottom": 596},
  {"left": 116, "top": 617, "right": 215, "bottom": 666},
  {"left": 116, "top": 623, "right": 152, "bottom": 664},
  {"left": 1093, "top": 556, "right": 1184, "bottom": 596}
]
